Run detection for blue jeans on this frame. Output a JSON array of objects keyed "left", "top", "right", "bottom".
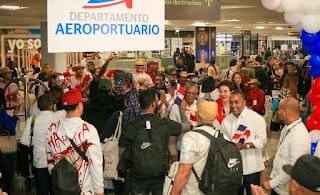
[
  {"left": 238, "top": 172, "right": 261, "bottom": 195},
  {"left": 2, "top": 152, "right": 16, "bottom": 195},
  {"left": 130, "top": 176, "right": 164, "bottom": 195}
]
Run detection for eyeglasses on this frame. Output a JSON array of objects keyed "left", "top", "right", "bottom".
[{"left": 185, "top": 91, "right": 198, "bottom": 96}]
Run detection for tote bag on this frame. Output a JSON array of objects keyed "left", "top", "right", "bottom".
[
  {"left": 163, "top": 161, "right": 179, "bottom": 195},
  {"left": 102, "top": 111, "right": 122, "bottom": 180},
  {"left": 0, "top": 130, "right": 17, "bottom": 154}
]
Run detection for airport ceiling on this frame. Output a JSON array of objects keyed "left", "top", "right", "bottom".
[{"left": 0, "top": 0, "right": 294, "bottom": 36}]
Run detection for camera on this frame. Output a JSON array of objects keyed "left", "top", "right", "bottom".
[{"left": 57, "top": 74, "right": 65, "bottom": 85}]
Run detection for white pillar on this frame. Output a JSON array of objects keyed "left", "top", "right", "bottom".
[{"left": 40, "top": 21, "right": 66, "bottom": 73}]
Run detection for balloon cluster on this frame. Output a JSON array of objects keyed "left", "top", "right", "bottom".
[
  {"left": 309, "top": 78, "right": 320, "bottom": 154},
  {"left": 307, "top": 79, "right": 320, "bottom": 130},
  {"left": 261, "top": 0, "right": 320, "bottom": 32},
  {"left": 261, "top": 0, "right": 320, "bottom": 154}
]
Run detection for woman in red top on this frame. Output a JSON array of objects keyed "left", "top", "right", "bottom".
[{"left": 214, "top": 80, "right": 233, "bottom": 129}]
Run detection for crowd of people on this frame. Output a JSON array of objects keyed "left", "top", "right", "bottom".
[{"left": 0, "top": 50, "right": 319, "bottom": 195}]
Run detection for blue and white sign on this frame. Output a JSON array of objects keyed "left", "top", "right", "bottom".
[{"left": 47, "top": 0, "right": 164, "bottom": 52}]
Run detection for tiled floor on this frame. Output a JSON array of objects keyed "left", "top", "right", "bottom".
[{"left": 12, "top": 131, "right": 280, "bottom": 195}]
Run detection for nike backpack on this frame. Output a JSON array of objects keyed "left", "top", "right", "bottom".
[
  {"left": 192, "top": 130, "right": 243, "bottom": 195},
  {"left": 131, "top": 120, "right": 168, "bottom": 179}
]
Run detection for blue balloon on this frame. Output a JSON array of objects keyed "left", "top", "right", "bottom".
[
  {"left": 314, "top": 40, "right": 320, "bottom": 56},
  {"left": 310, "top": 54, "right": 320, "bottom": 69},
  {"left": 302, "top": 43, "right": 316, "bottom": 53},
  {"left": 309, "top": 66, "right": 320, "bottom": 78},
  {"left": 301, "top": 30, "right": 319, "bottom": 44}
]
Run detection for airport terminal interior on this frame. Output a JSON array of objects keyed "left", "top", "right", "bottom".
[{"left": 0, "top": 0, "right": 319, "bottom": 195}]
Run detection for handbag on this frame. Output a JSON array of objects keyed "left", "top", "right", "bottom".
[
  {"left": 0, "top": 130, "right": 17, "bottom": 154},
  {"left": 0, "top": 110, "right": 17, "bottom": 154},
  {"left": 102, "top": 111, "right": 122, "bottom": 180},
  {"left": 163, "top": 161, "right": 180, "bottom": 195},
  {"left": 16, "top": 115, "right": 36, "bottom": 177}
]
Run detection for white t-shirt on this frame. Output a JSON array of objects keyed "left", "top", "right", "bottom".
[
  {"left": 180, "top": 125, "right": 216, "bottom": 195},
  {"left": 20, "top": 110, "right": 65, "bottom": 168}
]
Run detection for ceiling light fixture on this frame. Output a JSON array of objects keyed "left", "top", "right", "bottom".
[
  {"left": 221, "top": 19, "right": 240, "bottom": 22},
  {"left": 255, "top": 26, "right": 265, "bottom": 30},
  {"left": 229, "top": 19, "right": 240, "bottom": 22},
  {"left": 0, "top": 5, "right": 28, "bottom": 10},
  {"left": 221, "top": 5, "right": 256, "bottom": 9},
  {"left": 192, "top": 22, "right": 206, "bottom": 26},
  {"left": 275, "top": 27, "right": 283, "bottom": 30},
  {"left": 234, "top": 26, "right": 242, "bottom": 29},
  {"left": 256, "top": 21, "right": 276, "bottom": 24}
]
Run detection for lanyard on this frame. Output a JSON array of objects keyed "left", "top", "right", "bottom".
[{"left": 279, "top": 121, "right": 301, "bottom": 146}]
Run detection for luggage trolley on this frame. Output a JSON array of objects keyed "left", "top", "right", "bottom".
[{"left": 4, "top": 74, "right": 49, "bottom": 191}]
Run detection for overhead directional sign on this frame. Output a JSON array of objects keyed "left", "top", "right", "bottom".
[{"left": 165, "top": 0, "right": 220, "bottom": 20}]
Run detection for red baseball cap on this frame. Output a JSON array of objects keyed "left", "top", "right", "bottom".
[{"left": 62, "top": 89, "right": 87, "bottom": 106}]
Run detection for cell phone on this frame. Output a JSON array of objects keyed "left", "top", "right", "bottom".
[
  {"left": 116, "top": 79, "right": 124, "bottom": 89},
  {"left": 58, "top": 74, "right": 65, "bottom": 85}
]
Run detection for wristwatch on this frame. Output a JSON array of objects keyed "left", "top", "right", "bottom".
[{"left": 246, "top": 143, "right": 251, "bottom": 149}]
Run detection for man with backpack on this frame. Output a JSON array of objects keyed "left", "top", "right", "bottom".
[
  {"left": 221, "top": 90, "right": 267, "bottom": 195},
  {"left": 46, "top": 89, "right": 104, "bottom": 195},
  {"left": 170, "top": 101, "right": 243, "bottom": 195},
  {"left": 118, "top": 88, "right": 182, "bottom": 195}
]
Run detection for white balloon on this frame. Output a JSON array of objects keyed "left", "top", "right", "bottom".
[
  {"left": 261, "top": 0, "right": 282, "bottom": 10},
  {"left": 275, "top": 6, "right": 284, "bottom": 13},
  {"left": 284, "top": 12, "right": 304, "bottom": 25},
  {"left": 302, "top": 14, "right": 320, "bottom": 33},
  {"left": 303, "top": 0, "right": 320, "bottom": 14},
  {"left": 281, "top": 0, "right": 303, "bottom": 13},
  {"left": 293, "top": 23, "right": 303, "bottom": 31}
]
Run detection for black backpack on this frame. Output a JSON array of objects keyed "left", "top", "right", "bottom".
[
  {"left": 51, "top": 139, "right": 88, "bottom": 195},
  {"left": 131, "top": 120, "right": 167, "bottom": 179},
  {"left": 192, "top": 130, "right": 243, "bottom": 195}
]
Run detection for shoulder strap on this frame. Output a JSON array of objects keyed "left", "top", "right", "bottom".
[
  {"left": 190, "top": 129, "right": 218, "bottom": 183},
  {"left": 69, "top": 139, "right": 88, "bottom": 162},
  {"left": 192, "top": 129, "right": 214, "bottom": 140},
  {"left": 112, "top": 111, "right": 122, "bottom": 140}
]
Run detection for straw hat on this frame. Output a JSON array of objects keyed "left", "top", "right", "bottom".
[
  {"left": 72, "top": 64, "right": 85, "bottom": 72},
  {"left": 248, "top": 78, "right": 261, "bottom": 85},
  {"left": 135, "top": 58, "right": 146, "bottom": 66},
  {"left": 0, "top": 67, "right": 11, "bottom": 76}
]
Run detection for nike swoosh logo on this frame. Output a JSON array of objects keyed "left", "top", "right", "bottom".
[
  {"left": 140, "top": 142, "right": 152, "bottom": 149},
  {"left": 228, "top": 161, "right": 240, "bottom": 168}
]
